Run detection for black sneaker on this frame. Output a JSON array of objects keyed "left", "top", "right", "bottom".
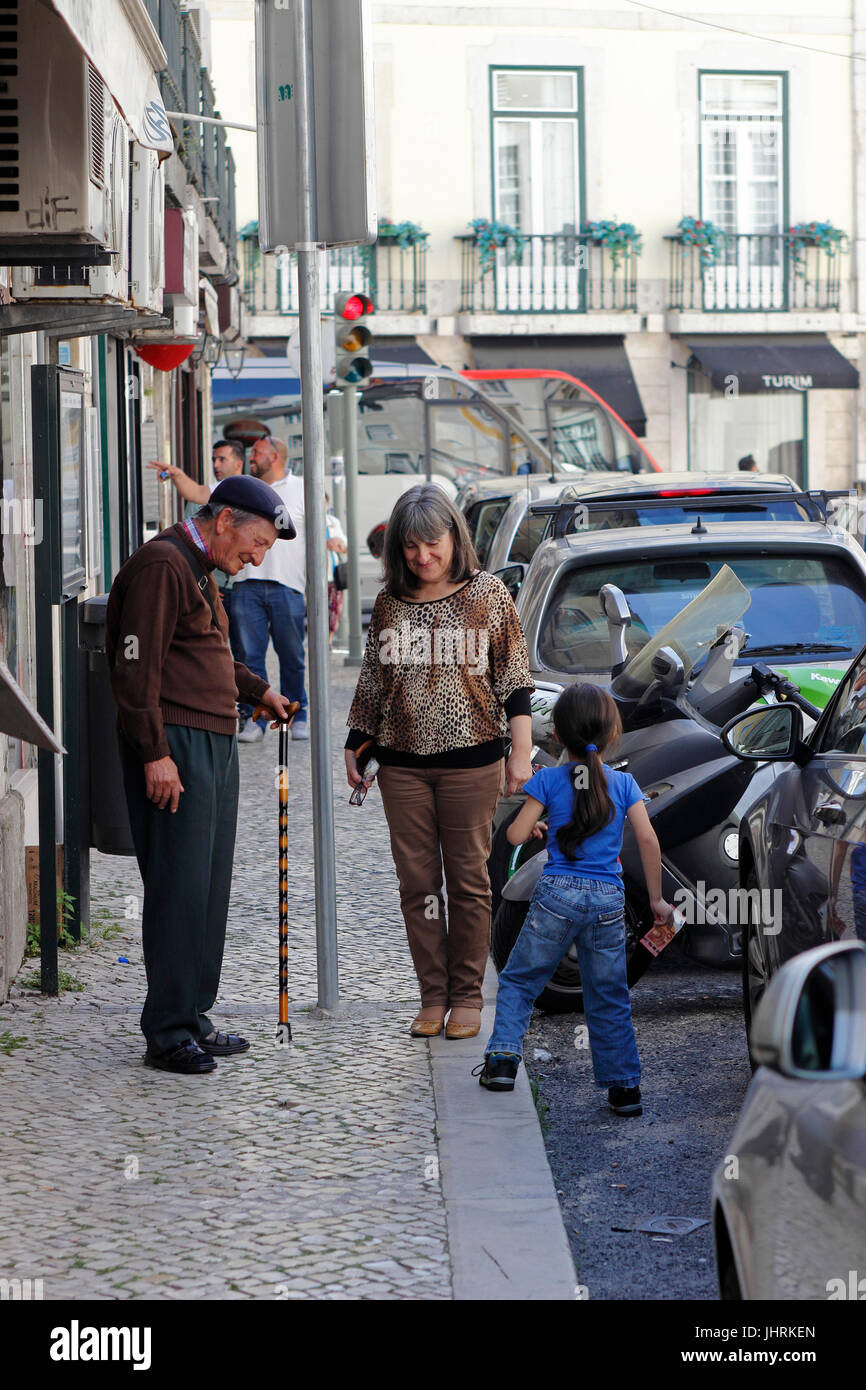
[
  {"left": 199, "top": 1030, "right": 250, "bottom": 1056},
  {"left": 144, "top": 1040, "right": 217, "bottom": 1074},
  {"left": 473, "top": 1054, "right": 519, "bottom": 1091},
  {"left": 608, "top": 1085, "right": 642, "bottom": 1116}
]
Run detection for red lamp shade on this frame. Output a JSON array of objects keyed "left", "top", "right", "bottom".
[{"left": 133, "top": 343, "right": 196, "bottom": 372}]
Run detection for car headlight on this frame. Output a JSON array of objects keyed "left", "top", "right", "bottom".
[{"left": 722, "top": 831, "right": 739, "bottom": 862}]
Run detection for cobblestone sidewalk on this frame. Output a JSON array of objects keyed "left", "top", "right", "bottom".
[{"left": 0, "top": 656, "right": 452, "bottom": 1300}]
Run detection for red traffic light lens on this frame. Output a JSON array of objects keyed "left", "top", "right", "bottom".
[{"left": 341, "top": 293, "right": 374, "bottom": 320}]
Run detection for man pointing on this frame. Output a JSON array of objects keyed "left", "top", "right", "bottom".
[{"left": 107, "top": 476, "right": 298, "bottom": 1075}]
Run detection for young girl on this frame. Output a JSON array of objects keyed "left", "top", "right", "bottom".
[{"left": 477, "top": 682, "right": 673, "bottom": 1115}]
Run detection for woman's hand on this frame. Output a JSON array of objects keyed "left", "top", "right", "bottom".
[
  {"left": 504, "top": 748, "right": 533, "bottom": 797},
  {"left": 529, "top": 820, "right": 548, "bottom": 841},
  {"left": 345, "top": 750, "right": 363, "bottom": 788}
]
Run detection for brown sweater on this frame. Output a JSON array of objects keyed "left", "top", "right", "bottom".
[{"left": 106, "top": 523, "right": 269, "bottom": 763}]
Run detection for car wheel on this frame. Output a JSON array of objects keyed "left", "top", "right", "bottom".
[
  {"left": 741, "top": 868, "right": 769, "bottom": 1069},
  {"left": 490, "top": 894, "right": 648, "bottom": 1015}
]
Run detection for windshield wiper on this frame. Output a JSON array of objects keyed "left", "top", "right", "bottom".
[{"left": 743, "top": 642, "right": 850, "bottom": 656}]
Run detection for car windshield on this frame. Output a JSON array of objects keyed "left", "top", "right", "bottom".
[
  {"left": 557, "top": 496, "right": 814, "bottom": 534},
  {"left": 538, "top": 552, "right": 866, "bottom": 676}
]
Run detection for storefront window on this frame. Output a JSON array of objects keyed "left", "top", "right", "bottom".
[{"left": 688, "top": 382, "right": 805, "bottom": 484}]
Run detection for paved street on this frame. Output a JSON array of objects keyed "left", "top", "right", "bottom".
[
  {"left": 0, "top": 658, "right": 451, "bottom": 1301},
  {"left": 0, "top": 655, "right": 577, "bottom": 1302},
  {"left": 526, "top": 949, "right": 750, "bottom": 1300}
]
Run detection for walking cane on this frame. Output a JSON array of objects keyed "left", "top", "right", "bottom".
[{"left": 253, "top": 699, "right": 300, "bottom": 1046}]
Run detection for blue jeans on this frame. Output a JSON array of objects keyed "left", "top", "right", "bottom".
[
  {"left": 231, "top": 580, "right": 308, "bottom": 728},
  {"left": 218, "top": 587, "right": 244, "bottom": 666},
  {"left": 486, "top": 874, "right": 641, "bottom": 1089}
]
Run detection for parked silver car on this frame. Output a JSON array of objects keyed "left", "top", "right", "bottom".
[
  {"left": 712, "top": 940, "right": 866, "bottom": 1300},
  {"left": 515, "top": 514, "right": 866, "bottom": 698},
  {"left": 486, "top": 470, "right": 805, "bottom": 577}
]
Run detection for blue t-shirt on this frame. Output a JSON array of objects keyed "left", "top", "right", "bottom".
[{"left": 522, "top": 763, "right": 644, "bottom": 886}]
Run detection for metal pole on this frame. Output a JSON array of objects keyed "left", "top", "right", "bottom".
[
  {"left": 342, "top": 384, "right": 364, "bottom": 666},
  {"left": 295, "top": 0, "right": 339, "bottom": 1011}
]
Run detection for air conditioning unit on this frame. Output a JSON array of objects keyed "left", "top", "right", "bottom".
[
  {"left": 169, "top": 300, "right": 198, "bottom": 339},
  {"left": 129, "top": 143, "right": 165, "bottom": 315},
  {"left": 11, "top": 90, "right": 130, "bottom": 303},
  {"left": 0, "top": 1, "right": 125, "bottom": 264}
]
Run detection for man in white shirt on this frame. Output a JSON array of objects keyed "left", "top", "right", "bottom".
[{"left": 232, "top": 435, "right": 309, "bottom": 741}]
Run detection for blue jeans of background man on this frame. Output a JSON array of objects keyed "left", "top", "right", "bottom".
[
  {"left": 486, "top": 874, "right": 641, "bottom": 1089},
  {"left": 232, "top": 579, "right": 308, "bottom": 729}
]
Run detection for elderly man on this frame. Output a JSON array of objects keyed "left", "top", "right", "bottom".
[
  {"left": 107, "top": 476, "right": 297, "bottom": 1075},
  {"left": 232, "top": 434, "right": 309, "bottom": 743}
]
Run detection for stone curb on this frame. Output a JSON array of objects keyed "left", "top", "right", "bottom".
[{"left": 429, "top": 963, "right": 577, "bottom": 1301}]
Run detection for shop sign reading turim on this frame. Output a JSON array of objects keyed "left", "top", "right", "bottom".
[{"left": 761, "top": 374, "right": 813, "bottom": 390}]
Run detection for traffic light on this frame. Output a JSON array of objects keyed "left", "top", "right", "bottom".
[{"left": 335, "top": 292, "right": 374, "bottom": 385}]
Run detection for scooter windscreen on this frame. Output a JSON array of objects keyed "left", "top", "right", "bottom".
[{"left": 610, "top": 564, "right": 751, "bottom": 702}]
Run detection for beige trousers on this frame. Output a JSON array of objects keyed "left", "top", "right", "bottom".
[{"left": 378, "top": 760, "right": 505, "bottom": 1009}]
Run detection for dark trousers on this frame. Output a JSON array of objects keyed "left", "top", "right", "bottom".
[{"left": 119, "top": 725, "right": 239, "bottom": 1054}]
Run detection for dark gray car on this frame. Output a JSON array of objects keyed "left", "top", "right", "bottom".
[{"left": 723, "top": 641, "right": 866, "bottom": 1044}]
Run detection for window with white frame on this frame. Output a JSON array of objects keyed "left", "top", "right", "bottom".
[
  {"left": 700, "top": 73, "right": 785, "bottom": 238},
  {"left": 491, "top": 68, "right": 580, "bottom": 235}
]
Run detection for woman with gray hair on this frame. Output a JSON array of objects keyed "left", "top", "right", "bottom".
[{"left": 345, "top": 484, "right": 534, "bottom": 1039}]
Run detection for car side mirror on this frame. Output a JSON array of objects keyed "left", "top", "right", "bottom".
[
  {"left": 494, "top": 563, "right": 526, "bottom": 600},
  {"left": 721, "top": 703, "right": 803, "bottom": 761},
  {"left": 750, "top": 941, "right": 866, "bottom": 1079},
  {"left": 599, "top": 583, "right": 632, "bottom": 674}
]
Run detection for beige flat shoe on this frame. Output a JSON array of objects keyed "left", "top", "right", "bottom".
[
  {"left": 445, "top": 1012, "right": 482, "bottom": 1040},
  {"left": 410, "top": 1013, "right": 445, "bottom": 1037}
]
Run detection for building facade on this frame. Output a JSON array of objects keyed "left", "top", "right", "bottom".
[
  {"left": 0, "top": 0, "right": 243, "bottom": 997},
  {"left": 216, "top": 0, "right": 866, "bottom": 490}
]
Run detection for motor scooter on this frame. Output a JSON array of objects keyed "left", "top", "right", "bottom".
[{"left": 489, "top": 565, "right": 820, "bottom": 1011}]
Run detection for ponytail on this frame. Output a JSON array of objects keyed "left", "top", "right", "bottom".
[{"left": 552, "top": 684, "right": 621, "bottom": 861}]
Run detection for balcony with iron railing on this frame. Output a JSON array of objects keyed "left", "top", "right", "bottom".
[
  {"left": 666, "top": 230, "right": 848, "bottom": 314},
  {"left": 457, "top": 231, "right": 640, "bottom": 316},
  {"left": 239, "top": 231, "right": 428, "bottom": 327}
]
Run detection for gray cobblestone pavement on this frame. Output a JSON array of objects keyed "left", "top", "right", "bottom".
[{"left": 0, "top": 655, "right": 454, "bottom": 1301}]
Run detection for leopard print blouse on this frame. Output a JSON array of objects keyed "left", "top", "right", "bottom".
[{"left": 347, "top": 570, "right": 534, "bottom": 756}]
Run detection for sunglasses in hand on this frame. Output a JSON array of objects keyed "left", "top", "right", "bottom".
[{"left": 349, "top": 757, "right": 380, "bottom": 805}]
